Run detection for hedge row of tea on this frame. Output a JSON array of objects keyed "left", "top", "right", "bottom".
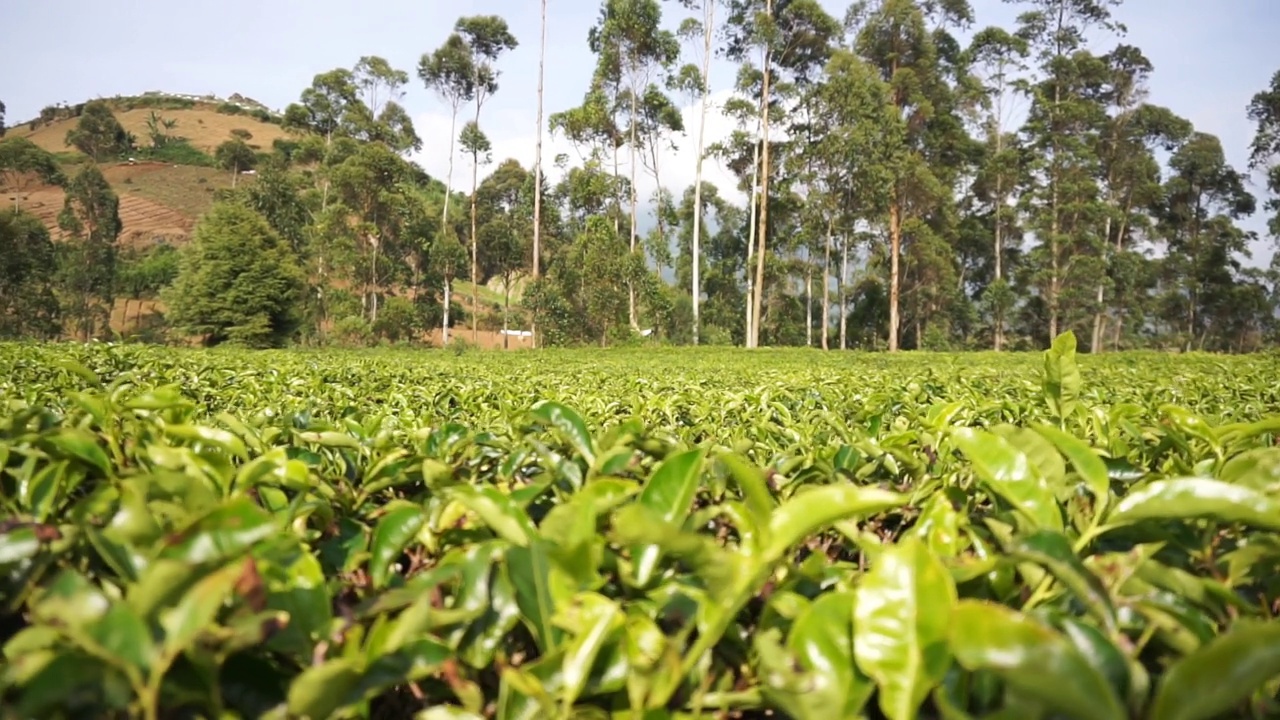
[{"left": 2, "top": 337, "right": 1280, "bottom": 719}]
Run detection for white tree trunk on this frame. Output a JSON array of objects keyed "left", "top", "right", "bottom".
[
  {"left": 805, "top": 264, "right": 812, "bottom": 347},
  {"left": 442, "top": 277, "right": 451, "bottom": 345},
  {"left": 532, "top": 0, "right": 546, "bottom": 349},
  {"left": 839, "top": 237, "right": 848, "bottom": 350},
  {"left": 744, "top": 127, "right": 760, "bottom": 347},
  {"left": 691, "top": 0, "right": 714, "bottom": 346},
  {"left": 822, "top": 220, "right": 831, "bottom": 350}
]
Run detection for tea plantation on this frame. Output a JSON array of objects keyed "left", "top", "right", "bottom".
[{"left": 2, "top": 336, "right": 1280, "bottom": 719}]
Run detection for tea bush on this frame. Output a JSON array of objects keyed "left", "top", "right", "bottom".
[{"left": 1, "top": 335, "right": 1279, "bottom": 719}]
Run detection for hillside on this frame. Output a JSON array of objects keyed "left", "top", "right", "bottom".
[
  {"left": 7, "top": 162, "right": 230, "bottom": 249},
  {"left": 1, "top": 92, "right": 524, "bottom": 346},
  {"left": 9, "top": 93, "right": 289, "bottom": 155},
  {"left": 4, "top": 93, "right": 290, "bottom": 246},
  {"left": 14, "top": 105, "right": 292, "bottom": 156}
]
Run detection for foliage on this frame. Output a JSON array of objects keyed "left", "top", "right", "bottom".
[
  {"left": 56, "top": 163, "right": 121, "bottom": 342},
  {"left": 0, "top": 136, "right": 66, "bottom": 188},
  {"left": 0, "top": 208, "right": 61, "bottom": 338},
  {"left": 116, "top": 244, "right": 181, "bottom": 299},
  {"left": 63, "top": 101, "right": 134, "bottom": 162},
  {"left": 215, "top": 138, "right": 257, "bottom": 180},
  {"left": 1, "top": 336, "right": 1280, "bottom": 718},
  {"left": 4, "top": 2, "right": 1280, "bottom": 353},
  {"left": 135, "top": 139, "right": 217, "bottom": 168},
  {"left": 163, "top": 201, "right": 306, "bottom": 348}
]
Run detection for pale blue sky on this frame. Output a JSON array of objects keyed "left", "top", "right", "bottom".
[{"left": 2, "top": 0, "right": 1277, "bottom": 264}]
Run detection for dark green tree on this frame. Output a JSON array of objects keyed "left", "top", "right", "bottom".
[
  {"left": 116, "top": 244, "right": 180, "bottom": 337},
  {"left": 0, "top": 136, "right": 66, "bottom": 190},
  {"left": 0, "top": 207, "right": 60, "bottom": 338},
  {"left": 1154, "top": 131, "right": 1256, "bottom": 350},
  {"left": 56, "top": 163, "right": 120, "bottom": 340},
  {"left": 164, "top": 201, "right": 306, "bottom": 347},
  {"left": 1246, "top": 69, "right": 1280, "bottom": 240},
  {"left": 215, "top": 138, "right": 257, "bottom": 187},
  {"left": 64, "top": 101, "right": 133, "bottom": 161}
]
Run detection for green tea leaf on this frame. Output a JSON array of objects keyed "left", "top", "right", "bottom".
[
  {"left": 631, "top": 448, "right": 706, "bottom": 585},
  {"left": 369, "top": 503, "right": 425, "bottom": 589},
  {"left": 953, "top": 428, "right": 1063, "bottom": 532},
  {"left": 1105, "top": 478, "right": 1280, "bottom": 532},
  {"left": 530, "top": 401, "right": 596, "bottom": 467},
  {"left": 764, "top": 485, "right": 908, "bottom": 563},
  {"left": 446, "top": 484, "right": 538, "bottom": 547},
  {"left": 1008, "top": 530, "right": 1116, "bottom": 633},
  {"left": 1148, "top": 620, "right": 1280, "bottom": 720},
  {"left": 159, "top": 558, "right": 244, "bottom": 658},
  {"left": 1032, "top": 424, "right": 1111, "bottom": 507},
  {"left": 41, "top": 428, "right": 110, "bottom": 475},
  {"left": 854, "top": 537, "right": 956, "bottom": 720},
  {"left": 287, "top": 659, "right": 362, "bottom": 719},
  {"left": 557, "top": 592, "right": 624, "bottom": 710},
  {"left": 1043, "top": 331, "right": 1081, "bottom": 423},
  {"left": 791, "top": 590, "right": 874, "bottom": 717},
  {"left": 949, "top": 600, "right": 1125, "bottom": 720},
  {"left": 160, "top": 497, "right": 278, "bottom": 565}
]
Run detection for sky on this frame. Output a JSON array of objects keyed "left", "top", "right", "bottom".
[{"left": 3, "top": 0, "right": 1278, "bottom": 266}]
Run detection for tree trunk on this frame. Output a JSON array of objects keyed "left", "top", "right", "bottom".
[
  {"left": 503, "top": 281, "right": 510, "bottom": 350},
  {"left": 443, "top": 276, "right": 451, "bottom": 345},
  {"left": 444, "top": 108, "right": 458, "bottom": 226},
  {"left": 750, "top": 36, "right": 772, "bottom": 349},
  {"left": 532, "top": 0, "right": 546, "bottom": 349},
  {"left": 1047, "top": 71, "right": 1062, "bottom": 344},
  {"left": 691, "top": 0, "right": 714, "bottom": 346},
  {"left": 993, "top": 130, "right": 1004, "bottom": 352},
  {"left": 745, "top": 130, "right": 760, "bottom": 347},
  {"left": 888, "top": 191, "right": 901, "bottom": 352},
  {"left": 839, "top": 236, "right": 847, "bottom": 351},
  {"left": 471, "top": 149, "right": 480, "bottom": 345},
  {"left": 805, "top": 263, "right": 812, "bottom": 347},
  {"left": 822, "top": 220, "right": 831, "bottom": 350},
  {"left": 627, "top": 84, "right": 640, "bottom": 332}
]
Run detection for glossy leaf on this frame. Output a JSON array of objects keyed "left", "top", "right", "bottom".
[
  {"left": 949, "top": 600, "right": 1126, "bottom": 720},
  {"left": 446, "top": 484, "right": 537, "bottom": 546},
  {"left": 1148, "top": 620, "right": 1280, "bottom": 720},
  {"left": 1008, "top": 530, "right": 1116, "bottom": 633},
  {"left": 1042, "top": 330, "right": 1081, "bottom": 423},
  {"left": 368, "top": 502, "right": 425, "bottom": 589},
  {"left": 953, "top": 428, "right": 1063, "bottom": 532},
  {"left": 764, "top": 485, "right": 908, "bottom": 562},
  {"left": 631, "top": 448, "right": 706, "bottom": 585},
  {"left": 530, "top": 401, "right": 596, "bottom": 467},
  {"left": 1105, "top": 478, "right": 1280, "bottom": 532},
  {"left": 854, "top": 537, "right": 957, "bottom": 720}
]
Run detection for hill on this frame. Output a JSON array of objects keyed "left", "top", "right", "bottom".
[
  {"left": 4, "top": 92, "right": 290, "bottom": 244},
  {"left": 1, "top": 92, "right": 523, "bottom": 347},
  {"left": 15, "top": 105, "right": 292, "bottom": 157},
  {"left": 9, "top": 92, "right": 288, "bottom": 155}
]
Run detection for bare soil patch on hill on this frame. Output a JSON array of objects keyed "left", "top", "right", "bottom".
[
  {"left": 16, "top": 107, "right": 291, "bottom": 155},
  {"left": 4, "top": 162, "right": 235, "bottom": 247}
]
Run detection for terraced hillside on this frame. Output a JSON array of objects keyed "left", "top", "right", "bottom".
[{"left": 7, "top": 162, "right": 219, "bottom": 249}]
